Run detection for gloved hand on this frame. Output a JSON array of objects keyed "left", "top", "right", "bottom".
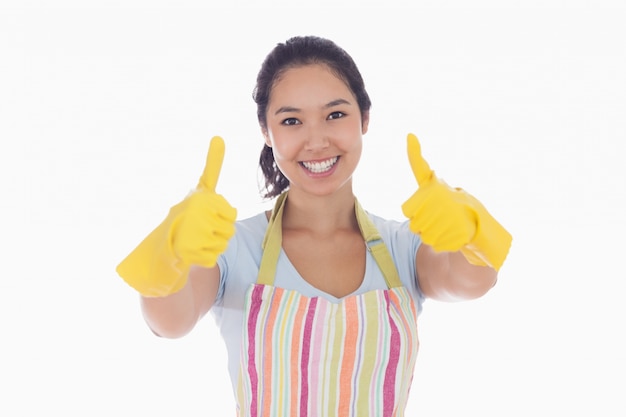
[
  {"left": 401, "top": 133, "right": 512, "bottom": 271},
  {"left": 116, "top": 136, "right": 237, "bottom": 297}
]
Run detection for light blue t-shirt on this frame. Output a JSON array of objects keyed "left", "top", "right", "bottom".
[{"left": 212, "top": 210, "right": 424, "bottom": 395}]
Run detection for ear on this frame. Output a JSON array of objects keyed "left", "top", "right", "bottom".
[
  {"left": 361, "top": 111, "right": 370, "bottom": 134},
  {"left": 262, "top": 128, "right": 272, "bottom": 147}
]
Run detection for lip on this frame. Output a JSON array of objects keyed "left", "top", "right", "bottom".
[{"left": 299, "top": 156, "right": 339, "bottom": 176}]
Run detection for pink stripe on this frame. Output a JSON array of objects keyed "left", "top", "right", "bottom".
[
  {"left": 308, "top": 300, "right": 328, "bottom": 417},
  {"left": 261, "top": 287, "right": 283, "bottom": 417},
  {"left": 350, "top": 295, "right": 366, "bottom": 411},
  {"left": 383, "top": 291, "right": 400, "bottom": 417},
  {"left": 390, "top": 290, "right": 415, "bottom": 393},
  {"left": 299, "top": 297, "right": 318, "bottom": 417},
  {"left": 246, "top": 285, "right": 265, "bottom": 416},
  {"left": 371, "top": 292, "right": 386, "bottom": 411}
]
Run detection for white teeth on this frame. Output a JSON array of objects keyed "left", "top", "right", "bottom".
[{"left": 301, "top": 157, "right": 338, "bottom": 173}]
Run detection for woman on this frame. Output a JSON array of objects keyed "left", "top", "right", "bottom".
[{"left": 117, "top": 35, "right": 512, "bottom": 416}]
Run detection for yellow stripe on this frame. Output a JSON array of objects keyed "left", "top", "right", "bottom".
[{"left": 355, "top": 291, "right": 379, "bottom": 412}]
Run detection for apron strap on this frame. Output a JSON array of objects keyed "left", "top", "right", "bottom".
[
  {"left": 257, "top": 192, "right": 287, "bottom": 286},
  {"left": 258, "top": 192, "right": 403, "bottom": 289},
  {"left": 354, "top": 199, "right": 403, "bottom": 289}
]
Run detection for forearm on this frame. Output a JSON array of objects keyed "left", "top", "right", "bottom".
[
  {"left": 140, "top": 279, "right": 200, "bottom": 339},
  {"left": 417, "top": 244, "right": 497, "bottom": 302},
  {"left": 446, "top": 251, "right": 498, "bottom": 299}
]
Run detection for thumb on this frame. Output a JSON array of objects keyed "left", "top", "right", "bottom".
[
  {"left": 197, "top": 136, "right": 225, "bottom": 192},
  {"left": 407, "top": 133, "right": 433, "bottom": 187}
]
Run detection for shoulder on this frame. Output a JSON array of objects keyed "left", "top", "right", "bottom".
[
  {"left": 362, "top": 210, "right": 421, "bottom": 269},
  {"left": 235, "top": 211, "right": 269, "bottom": 235},
  {"left": 366, "top": 212, "right": 416, "bottom": 243},
  {"left": 225, "top": 211, "right": 268, "bottom": 255},
  {"left": 215, "top": 211, "right": 268, "bottom": 302},
  {"left": 217, "top": 211, "right": 268, "bottom": 263}
]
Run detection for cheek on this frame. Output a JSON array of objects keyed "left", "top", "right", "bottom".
[
  {"left": 270, "top": 133, "right": 300, "bottom": 160},
  {"left": 337, "top": 123, "right": 364, "bottom": 150},
  {"left": 350, "top": 139, "right": 363, "bottom": 160}
]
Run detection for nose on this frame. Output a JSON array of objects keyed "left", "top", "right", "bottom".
[{"left": 304, "top": 123, "right": 329, "bottom": 151}]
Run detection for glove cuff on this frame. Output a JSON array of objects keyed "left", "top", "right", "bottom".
[
  {"left": 116, "top": 210, "right": 188, "bottom": 297},
  {"left": 460, "top": 204, "right": 512, "bottom": 271}
]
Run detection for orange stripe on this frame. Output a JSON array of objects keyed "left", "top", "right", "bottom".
[
  {"left": 337, "top": 296, "right": 358, "bottom": 414},
  {"left": 289, "top": 296, "right": 307, "bottom": 416}
]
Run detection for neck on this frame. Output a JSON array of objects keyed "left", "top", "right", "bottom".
[{"left": 281, "top": 188, "right": 358, "bottom": 235}]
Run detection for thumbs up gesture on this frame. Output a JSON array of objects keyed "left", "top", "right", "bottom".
[
  {"left": 401, "top": 133, "right": 511, "bottom": 271},
  {"left": 116, "top": 136, "right": 237, "bottom": 297}
]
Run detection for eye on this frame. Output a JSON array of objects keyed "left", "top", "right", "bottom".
[
  {"left": 327, "top": 111, "right": 346, "bottom": 120},
  {"left": 281, "top": 117, "right": 301, "bottom": 126}
]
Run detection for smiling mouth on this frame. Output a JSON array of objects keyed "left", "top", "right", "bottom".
[{"left": 300, "top": 156, "right": 339, "bottom": 173}]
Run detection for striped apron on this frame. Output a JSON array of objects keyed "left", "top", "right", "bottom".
[{"left": 236, "top": 193, "right": 419, "bottom": 416}]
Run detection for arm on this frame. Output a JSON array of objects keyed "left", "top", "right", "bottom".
[
  {"left": 116, "top": 136, "right": 237, "bottom": 335},
  {"left": 416, "top": 245, "right": 497, "bottom": 302},
  {"left": 401, "top": 133, "right": 511, "bottom": 300},
  {"left": 140, "top": 265, "right": 220, "bottom": 338}
]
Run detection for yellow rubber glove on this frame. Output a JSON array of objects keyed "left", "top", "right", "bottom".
[
  {"left": 116, "top": 136, "right": 237, "bottom": 297},
  {"left": 401, "top": 133, "right": 512, "bottom": 271}
]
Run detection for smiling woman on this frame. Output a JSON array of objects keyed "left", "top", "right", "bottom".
[
  {"left": 115, "top": 35, "right": 512, "bottom": 416},
  {"left": 262, "top": 64, "right": 366, "bottom": 196}
]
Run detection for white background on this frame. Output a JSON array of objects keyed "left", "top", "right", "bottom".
[{"left": 2, "top": 0, "right": 625, "bottom": 415}]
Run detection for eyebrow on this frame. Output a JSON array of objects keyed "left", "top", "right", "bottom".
[{"left": 273, "top": 98, "right": 352, "bottom": 115}]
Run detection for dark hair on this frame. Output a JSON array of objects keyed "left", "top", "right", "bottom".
[{"left": 253, "top": 35, "right": 372, "bottom": 199}]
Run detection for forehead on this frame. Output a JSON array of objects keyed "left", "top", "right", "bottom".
[{"left": 270, "top": 64, "right": 353, "bottom": 101}]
